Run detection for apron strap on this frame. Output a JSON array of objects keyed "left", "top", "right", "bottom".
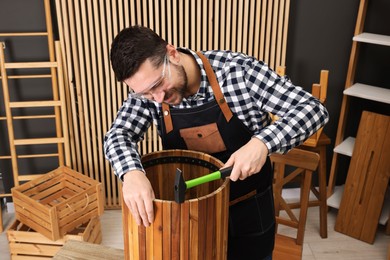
[
  {"left": 162, "top": 52, "right": 233, "bottom": 134},
  {"left": 162, "top": 103, "right": 173, "bottom": 133},
  {"left": 197, "top": 52, "right": 233, "bottom": 122}
]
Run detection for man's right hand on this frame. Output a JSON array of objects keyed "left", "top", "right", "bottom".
[{"left": 122, "top": 170, "right": 155, "bottom": 227}]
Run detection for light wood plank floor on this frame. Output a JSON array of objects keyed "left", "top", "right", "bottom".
[{"left": 1, "top": 206, "right": 389, "bottom": 259}]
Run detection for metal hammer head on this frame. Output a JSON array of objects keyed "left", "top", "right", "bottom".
[{"left": 174, "top": 168, "right": 186, "bottom": 203}]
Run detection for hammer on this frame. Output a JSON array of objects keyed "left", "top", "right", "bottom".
[{"left": 174, "top": 166, "right": 232, "bottom": 203}]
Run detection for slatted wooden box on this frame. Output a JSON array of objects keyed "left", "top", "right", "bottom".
[
  {"left": 7, "top": 216, "right": 102, "bottom": 259},
  {"left": 11, "top": 166, "right": 104, "bottom": 241}
]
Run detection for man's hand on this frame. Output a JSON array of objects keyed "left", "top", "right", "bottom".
[
  {"left": 224, "top": 138, "right": 268, "bottom": 181},
  {"left": 123, "top": 170, "right": 155, "bottom": 227}
]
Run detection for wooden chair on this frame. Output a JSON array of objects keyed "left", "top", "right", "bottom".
[{"left": 271, "top": 148, "right": 320, "bottom": 260}]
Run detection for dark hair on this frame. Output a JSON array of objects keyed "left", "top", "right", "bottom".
[{"left": 110, "top": 25, "right": 168, "bottom": 81}]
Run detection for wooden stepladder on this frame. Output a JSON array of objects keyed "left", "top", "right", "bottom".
[
  {"left": 0, "top": 41, "right": 70, "bottom": 185},
  {"left": 0, "top": 0, "right": 70, "bottom": 232}
]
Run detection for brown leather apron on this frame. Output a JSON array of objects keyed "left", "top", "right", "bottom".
[{"left": 160, "top": 52, "right": 275, "bottom": 259}]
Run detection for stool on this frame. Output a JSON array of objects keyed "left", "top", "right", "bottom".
[
  {"left": 297, "top": 132, "right": 331, "bottom": 239},
  {"left": 273, "top": 68, "right": 330, "bottom": 239},
  {"left": 271, "top": 148, "right": 320, "bottom": 259}
]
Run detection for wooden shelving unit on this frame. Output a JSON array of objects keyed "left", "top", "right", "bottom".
[{"left": 328, "top": 0, "right": 390, "bottom": 231}]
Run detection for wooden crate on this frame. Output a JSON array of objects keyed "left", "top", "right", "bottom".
[
  {"left": 7, "top": 216, "right": 102, "bottom": 259},
  {"left": 11, "top": 166, "right": 104, "bottom": 241}
]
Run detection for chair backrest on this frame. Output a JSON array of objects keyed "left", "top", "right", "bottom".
[{"left": 270, "top": 148, "right": 320, "bottom": 245}]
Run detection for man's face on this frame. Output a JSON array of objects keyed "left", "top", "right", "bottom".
[{"left": 124, "top": 56, "right": 188, "bottom": 105}]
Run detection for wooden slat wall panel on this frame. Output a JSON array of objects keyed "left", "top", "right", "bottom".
[{"left": 55, "top": 0, "right": 290, "bottom": 209}]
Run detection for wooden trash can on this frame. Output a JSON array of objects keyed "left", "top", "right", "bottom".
[{"left": 122, "top": 149, "right": 230, "bottom": 260}]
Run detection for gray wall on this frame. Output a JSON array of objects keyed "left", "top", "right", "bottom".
[
  {"left": 286, "top": 0, "right": 390, "bottom": 184},
  {"left": 1, "top": 0, "right": 389, "bottom": 194}
]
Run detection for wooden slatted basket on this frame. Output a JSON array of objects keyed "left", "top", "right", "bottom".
[
  {"left": 123, "top": 150, "right": 230, "bottom": 260},
  {"left": 11, "top": 166, "right": 104, "bottom": 241},
  {"left": 7, "top": 216, "right": 102, "bottom": 259}
]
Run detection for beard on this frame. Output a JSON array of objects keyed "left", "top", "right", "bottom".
[{"left": 163, "top": 63, "right": 189, "bottom": 105}]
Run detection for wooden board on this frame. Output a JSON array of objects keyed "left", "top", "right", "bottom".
[
  {"left": 53, "top": 240, "right": 123, "bottom": 260},
  {"left": 335, "top": 111, "right": 390, "bottom": 244}
]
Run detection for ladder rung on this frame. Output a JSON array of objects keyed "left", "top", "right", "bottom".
[
  {"left": 0, "top": 193, "right": 12, "bottom": 198},
  {"left": 0, "top": 153, "right": 59, "bottom": 160},
  {"left": 14, "top": 115, "right": 56, "bottom": 120},
  {"left": 0, "top": 32, "right": 48, "bottom": 37},
  {"left": 4, "top": 61, "right": 58, "bottom": 69},
  {"left": 18, "top": 153, "right": 60, "bottom": 159},
  {"left": 0, "top": 74, "right": 52, "bottom": 79},
  {"left": 9, "top": 101, "right": 62, "bottom": 108},
  {"left": 18, "top": 174, "right": 45, "bottom": 182},
  {"left": 14, "top": 137, "right": 65, "bottom": 145},
  {"left": 1, "top": 115, "right": 56, "bottom": 120}
]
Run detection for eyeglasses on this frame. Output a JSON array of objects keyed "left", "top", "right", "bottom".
[{"left": 131, "top": 55, "right": 171, "bottom": 99}]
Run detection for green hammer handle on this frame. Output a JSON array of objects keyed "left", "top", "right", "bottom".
[{"left": 185, "top": 166, "right": 232, "bottom": 189}]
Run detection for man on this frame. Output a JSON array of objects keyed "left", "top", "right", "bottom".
[{"left": 104, "top": 25, "right": 329, "bottom": 259}]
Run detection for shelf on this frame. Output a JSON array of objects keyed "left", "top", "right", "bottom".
[
  {"left": 0, "top": 193, "right": 11, "bottom": 198},
  {"left": 328, "top": 185, "right": 389, "bottom": 226},
  {"left": 353, "top": 32, "right": 390, "bottom": 46},
  {"left": 333, "top": 137, "right": 355, "bottom": 157},
  {"left": 379, "top": 188, "right": 390, "bottom": 225},
  {"left": 327, "top": 185, "right": 345, "bottom": 209},
  {"left": 344, "top": 83, "right": 390, "bottom": 104}
]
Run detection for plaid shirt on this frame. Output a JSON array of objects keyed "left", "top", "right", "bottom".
[{"left": 104, "top": 49, "right": 329, "bottom": 180}]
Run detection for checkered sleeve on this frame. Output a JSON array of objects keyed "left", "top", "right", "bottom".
[
  {"left": 103, "top": 97, "right": 153, "bottom": 180},
  {"left": 243, "top": 57, "right": 329, "bottom": 154},
  {"left": 207, "top": 50, "right": 329, "bottom": 155}
]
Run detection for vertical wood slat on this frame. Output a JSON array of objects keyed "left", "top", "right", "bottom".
[
  {"left": 180, "top": 202, "right": 190, "bottom": 259},
  {"left": 45, "top": 0, "right": 64, "bottom": 167},
  {"left": 55, "top": 42, "right": 71, "bottom": 169},
  {"left": 56, "top": 0, "right": 81, "bottom": 171},
  {"left": 55, "top": 0, "right": 290, "bottom": 209},
  {"left": 74, "top": 0, "right": 92, "bottom": 179},
  {"left": 81, "top": 0, "right": 97, "bottom": 183}
]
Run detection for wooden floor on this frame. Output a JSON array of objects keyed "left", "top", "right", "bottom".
[{"left": 0, "top": 205, "right": 389, "bottom": 259}]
